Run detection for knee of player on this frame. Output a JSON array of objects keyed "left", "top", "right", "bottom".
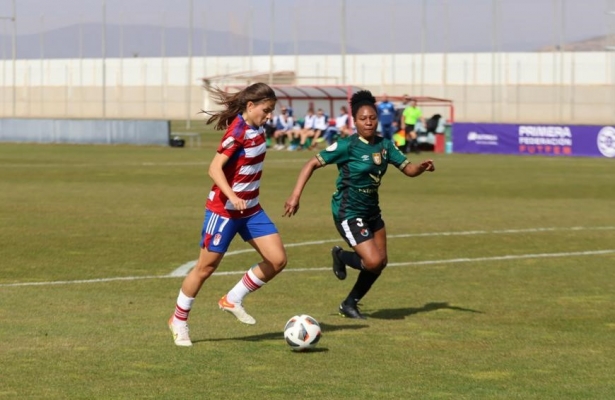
[
  {"left": 193, "top": 262, "right": 217, "bottom": 278},
  {"left": 268, "top": 254, "right": 287, "bottom": 271},
  {"left": 362, "top": 256, "right": 386, "bottom": 273}
]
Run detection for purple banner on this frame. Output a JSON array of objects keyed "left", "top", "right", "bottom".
[{"left": 452, "top": 123, "right": 615, "bottom": 158}]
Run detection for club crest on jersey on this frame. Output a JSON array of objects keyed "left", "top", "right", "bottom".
[
  {"left": 221, "top": 137, "right": 235, "bottom": 149},
  {"left": 372, "top": 152, "right": 382, "bottom": 165},
  {"left": 213, "top": 233, "right": 222, "bottom": 246},
  {"left": 360, "top": 228, "right": 369, "bottom": 237}
]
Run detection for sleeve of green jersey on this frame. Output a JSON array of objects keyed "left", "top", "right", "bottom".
[
  {"left": 316, "top": 140, "right": 349, "bottom": 166},
  {"left": 387, "top": 140, "right": 410, "bottom": 170}
]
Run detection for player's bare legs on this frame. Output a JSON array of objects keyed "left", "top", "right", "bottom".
[
  {"left": 182, "top": 248, "right": 225, "bottom": 297},
  {"left": 218, "top": 233, "right": 287, "bottom": 324},
  {"left": 248, "top": 232, "right": 288, "bottom": 281},
  {"left": 169, "top": 248, "right": 224, "bottom": 346},
  {"left": 352, "top": 228, "right": 387, "bottom": 273}
]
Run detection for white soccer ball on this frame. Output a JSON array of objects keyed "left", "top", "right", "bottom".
[{"left": 283, "top": 314, "right": 322, "bottom": 351}]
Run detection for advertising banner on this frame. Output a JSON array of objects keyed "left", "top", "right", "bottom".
[{"left": 452, "top": 123, "right": 615, "bottom": 158}]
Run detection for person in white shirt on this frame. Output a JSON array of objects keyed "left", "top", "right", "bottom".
[
  {"left": 295, "top": 108, "right": 316, "bottom": 151},
  {"left": 322, "top": 106, "right": 352, "bottom": 145},
  {"left": 272, "top": 107, "right": 294, "bottom": 150},
  {"left": 307, "top": 108, "right": 329, "bottom": 150}
]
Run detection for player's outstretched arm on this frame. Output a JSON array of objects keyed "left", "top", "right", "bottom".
[
  {"left": 402, "top": 159, "right": 435, "bottom": 177},
  {"left": 283, "top": 157, "right": 323, "bottom": 217}
]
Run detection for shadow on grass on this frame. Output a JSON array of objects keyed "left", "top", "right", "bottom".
[
  {"left": 194, "top": 322, "right": 367, "bottom": 344},
  {"left": 368, "top": 302, "right": 484, "bottom": 320}
]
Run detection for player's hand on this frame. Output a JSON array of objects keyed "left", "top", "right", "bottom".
[
  {"left": 231, "top": 197, "right": 247, "bottom": 212},
  {"left": 283, "top": 196, "right": 300, "bottom": 217},
  {"left": 420, "top": 159, "right": 435, "bottom": 172}
]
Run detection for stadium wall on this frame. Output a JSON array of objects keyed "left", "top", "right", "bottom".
[
  {"left": 0, "top": 52, "right": 614, "bottom": 124},
  {"left": 0, "top": 118, "right": 170, "bottom": 145}
]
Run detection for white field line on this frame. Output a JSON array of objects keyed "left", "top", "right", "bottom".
[
  {"left": 0, "top": 249, "right": 613, "bottom": 288},
  {"left": 168, "top": 225, "right": 615, "bottom": 277},
  {"left": 1, "top": 246, "right": 614, "bottom": 290}
]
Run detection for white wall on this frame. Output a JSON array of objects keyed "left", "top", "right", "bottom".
[{"left": 1, "top": 51, "right": 614, "bottom": 124}]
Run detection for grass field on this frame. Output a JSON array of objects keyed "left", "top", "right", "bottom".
[{"left": 1, "top": 135, "right": 614, "bottom": 399}]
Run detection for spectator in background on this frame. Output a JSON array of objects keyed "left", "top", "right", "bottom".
[
  {"left": 286, "top": 117, "right": 304, "bottom": 151},
  {"left": 377, "top": 93, "right": 396, "bottom": 141},
  {"left": 395, "top": 95, "right": 409, "bottom": 128},
  {"left": 297, "top": 108, "right": 316, "bottom": 151},
  {"left": 308, "top": 108, "right": 329, "bottom": 150},
  {"left": 272, "top": 107, "right": 294, "bottom": 150},
  {"left": 322, "top": 106, "right": 352, "bottom": 145},
  {"left": 401, "top": 98, "right": 424, "bottom": 154},
  {"left": 264, "top": 115, "right": 276, "bottom": 148}
]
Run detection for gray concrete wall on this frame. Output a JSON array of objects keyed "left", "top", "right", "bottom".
[{"left": 0, "top": 118, "right": 170, "bottom": 145}]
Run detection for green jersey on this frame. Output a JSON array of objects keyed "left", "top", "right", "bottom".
[{"left": 315, "top": 135, "right": 409, "bottom": 222}]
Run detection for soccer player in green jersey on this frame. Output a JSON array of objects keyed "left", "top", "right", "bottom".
[{"left": 283, "top": 90, "right": 435, "bottom": 319}]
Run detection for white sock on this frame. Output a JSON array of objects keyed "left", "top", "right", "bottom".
[
  {"left": 226, "top": 266, "right": 265, "bottom": 304},
  {"left": 173, "top": 290, "right": 194, "bottom": 326}
]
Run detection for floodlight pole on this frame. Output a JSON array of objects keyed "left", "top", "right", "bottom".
[
  {"left": 491, "top": 0, "right": 498, "bottom": 122},
  {"left": 390, "top": 0, "right": 395, "bottom": 86},
  {"left": 340, "top": 0, "right": 346, "bottom": 85},
  {"left": 186, "top": 0, "right": 193, "bottom": 129},
  {"left": 420, "top": 0, "right": 426, "bottom": 95},
  {"left": 607, "top": 8, "right": 615, "bottom": 123},
  {"left": 79, "top": 15, "right": 83, "bottom": 89},
  {"left": 0, "top": 0, "right": 17, "bottom": 116},
  {"left": 40, "top": 15, "right": 44, "bottom": 115},
  {"left": 248, "top": 7, "right": 253, "bottom": 74},
  {"left": 11, "top": 0, "right": 15, "bottom": 116},
  {"left": 269, "top": 0, "right": 274, "bottom": 85},
  {"left": 102, "top": 0, "right": 107, "bottom": 119}
]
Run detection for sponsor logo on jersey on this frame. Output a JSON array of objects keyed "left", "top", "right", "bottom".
[
  {"left": 372, "top": 152, "right": 381, "bottom": 165},
  {"left": 361, "top": 155, "right": 370, "bottom": 161},
  {"left": 326, "top": 142, "right": 338, "bottom": 152}
]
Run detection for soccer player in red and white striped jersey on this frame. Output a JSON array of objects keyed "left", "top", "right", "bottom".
[{"left": 169, "top": 83, "right": 287, "bottom": 346}]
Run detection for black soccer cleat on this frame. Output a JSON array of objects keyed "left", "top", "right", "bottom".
[
  {"left": 331, "top": 246, "right": 347, "bottom": 280},
  {"left": 338, "top": 302, "right": 366, "bottom": 319}
]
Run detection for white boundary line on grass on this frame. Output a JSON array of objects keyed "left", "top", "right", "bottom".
[
  {"left": 0, "top": 229, "right": 613, "bottom": 287},
  {"left": 168, "top": 225, "right": 615, "bottom": 276},
  {"left": 0, "top": 249, "right": 613, "bottom": 288}
]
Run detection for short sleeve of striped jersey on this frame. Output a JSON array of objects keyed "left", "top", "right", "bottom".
[{"left": 217, "top": 124, "right": 244, "bottom": 157}]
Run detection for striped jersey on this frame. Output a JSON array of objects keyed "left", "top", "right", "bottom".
[{"left": 206, "top": 114, "right": 267, "bottom": 219}]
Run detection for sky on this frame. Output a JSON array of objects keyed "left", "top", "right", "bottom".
[{"left": 0, "top": 0, "right": 614, "bottom": 58}]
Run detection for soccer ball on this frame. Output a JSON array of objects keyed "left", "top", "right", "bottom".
[{"left": 283, "top": 314, "right": 322, "bottom": 351}]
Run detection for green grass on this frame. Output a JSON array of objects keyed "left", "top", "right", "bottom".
[{"left": 1, "top": 138, "right": 614, "bottom": 399}]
